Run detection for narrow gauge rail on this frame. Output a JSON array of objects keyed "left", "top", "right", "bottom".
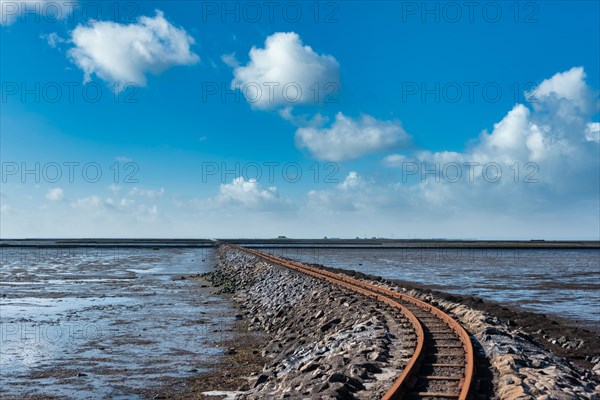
[{"left": 227, "top": 244, "right": 475, "bottom": 400}]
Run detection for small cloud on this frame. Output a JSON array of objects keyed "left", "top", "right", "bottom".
[
  {"left": 41, "top": 32, "right": 66, "bottom": 48},
  {"left": 67, "top": 10, "right": 199, "bottom": 88},
  {"left": 527, "top": 66, "right": 591, "bottom": 112},
  {"left": 295, "top": 112, "right": 411, "bottom": 161},
  {"left": 45, "top": 188, "right": 64, "bottom": 201},
  {"left": 338, "top": 172, "right": 365, "bottom": 190},
  {"left": 216, "top": 177, "right": 291, "bottom": 211},
  {"left": 231, "top": 32, "right": 340, "bottom": 109},
  {"left": 72, "top": 195, "right": 102, "bottom": 209},
  {"left": 221, "top": 52, "right": 239, "bottom": 68},
  {"left": 278, "top": 107, "right": 329, "bottom": 127},
  {"left": 106, "top": 197, "right": 135, "bottom": 208},
  {"left": 382, "top": 154, "right": 411, "bottom": 167},
  {"left": 306, "top": 172, "right": 379, "bottom": 213},
  {"left": 116, "top": 156, "right": 133, "bottom": 163}
]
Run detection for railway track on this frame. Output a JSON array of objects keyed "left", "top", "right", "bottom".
[{"left": 227, "top": 244, "right": 475, "bottom": 400}]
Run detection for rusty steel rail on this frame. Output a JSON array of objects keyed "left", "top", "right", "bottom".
[{"left": 226, "top": 243, "right": 474, "bottom": 400}]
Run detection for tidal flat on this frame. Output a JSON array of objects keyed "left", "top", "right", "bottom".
[{"left": 0, "top": 247, "right": 232, "bottom": 399}]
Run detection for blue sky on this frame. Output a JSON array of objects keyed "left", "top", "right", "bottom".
[{"left": 1, "top": 0, "right": 599, "bottom": 238}]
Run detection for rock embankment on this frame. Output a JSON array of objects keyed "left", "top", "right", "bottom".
[
  {"left": 205, "top": 246, "right": 414, "bottom": 399},
  {"left": 410, "top": 289, "right": 600, "bottom": 399},
  {"left": 324, "top": 268, "right": 600, "bottom": 400},
  {"left": 206, "top": 246, "right": 600, "bottom": 399}
]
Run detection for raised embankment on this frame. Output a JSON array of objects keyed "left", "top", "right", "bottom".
[{"left": 206, "top": 244, "right": 600, "bottom": 399}]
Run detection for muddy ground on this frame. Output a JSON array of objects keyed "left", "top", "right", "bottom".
[{"left": 139, "top": 303, "right": 269, "bottom": 400}]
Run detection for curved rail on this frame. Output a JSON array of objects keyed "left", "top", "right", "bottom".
[{"left": 225, "top": 244, "right": 474, "bottom": 400}]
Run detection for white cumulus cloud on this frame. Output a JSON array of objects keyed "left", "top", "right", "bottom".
[
  {"left": 528, "top": 66, "right": 592, "bottom": 113},
  {"left": 338, "top": 171, "right": 365, "bottom": 190},
  {"left": 216, "top": 177, "right": 290, "bottom": 211},
  {"left": 45, "top": 188, "right": 64, "bottom": 201},
  {"left": 307, "top": 171, "right": 387, "bottom": 213},
  {"left": 67, "top": 10, "right": 199, "bottom": 87},
  {"left": 231, "top": 32, "right": 339, "bottom": 109},
  {"left": 472, "top": 67, "right": 597, "bottom": 170},
  {"left": 295, "top": 112, "right": 411, "bottom": 161},
  {"left": 383, "top": 66, "right": 599, "bottom": 210}
]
